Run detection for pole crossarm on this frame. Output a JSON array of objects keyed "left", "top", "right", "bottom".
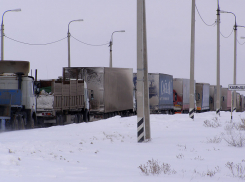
[
  {"left": 220, "top": 10, "right": 236, "bottom": 26},
  {"left": 109, "top": 30, "right": 125, "bottom": 67}
]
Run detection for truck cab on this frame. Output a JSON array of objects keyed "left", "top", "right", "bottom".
[{"left": 0, "top": 61, "right": 36, "bottom": 130}]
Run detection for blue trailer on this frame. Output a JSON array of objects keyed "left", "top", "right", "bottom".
[{"left": 133, "top": 73, "right": 174, "bottom": 114}]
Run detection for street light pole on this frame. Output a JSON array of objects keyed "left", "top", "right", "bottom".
[
  {"left": 109, "top": 30, "right": 125, "bottom": 68},
  {"left": 1, "top": 8, "right": 21, "bottom": 61},
  {"left": 67, "top": 19, "right": 83, "bottom": 67},
  {"left": 220, "top": 11, "right": 237, "bottom": 119}
]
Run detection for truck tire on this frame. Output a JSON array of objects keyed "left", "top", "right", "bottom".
[
  {"left": 83, "top": 110, "right": 88, "bottom": 122},
  {"left": 78, "top": 114, "right": 83, "bottom": 123},
  {"left": 13, "top": 115, "right": 18, "bottom": 130},
  {"left": 30, "top": 116, "right": 34, "bottom": 129},
  {"left": 19, "top": 115, "right": 25, "bottom": 130},
  {"left": 27, "top": 111, "right": 34, "bottom": 129},
  {"left": 56, "top": 115, "right": 63, "bottom": 125}
]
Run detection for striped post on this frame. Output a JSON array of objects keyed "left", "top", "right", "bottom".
[
  {"left": 137, "top": 118, "right": 144, "bottom": 142},
  {"left": 189, "top": 108, "right": 195, "bottom": 119}
]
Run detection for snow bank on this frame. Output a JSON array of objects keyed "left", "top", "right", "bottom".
[{"left": 0, "top": 112, "right": 245, "bottom": 182}]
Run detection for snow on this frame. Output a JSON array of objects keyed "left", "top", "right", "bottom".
[
  {"left": 37, "top": 90, "right": 54, "bottom": 109},
  {"left": 1, "top": 111, "right": 245, "bottom": 182}
]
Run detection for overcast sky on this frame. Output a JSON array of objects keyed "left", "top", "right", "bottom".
[{"left": 1, "top": 0, "right": 245, "bottom": 94}]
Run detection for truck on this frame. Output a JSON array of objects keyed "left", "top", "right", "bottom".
[
  {"left": 35, "top": 76, "right": 90, "bottom": 126},
  {"left": 0, "top": 61, "right": 36, "bottom": 130},
  {"left": 133, "top": 73, "right": 174, "bottom": 114},
  {"left": 209, "top": 85, "right": 222, "bottom": 111},
  {"left": 195, "top": 83, "right": 210, "bottom": 112},
  {"left": 241, "top": 95, "right": 245, "bottom": 112},
  {"left": 221, "top": 88, "right": 232, "bottom": 111},
  {"left": 173, "top": 78, "right": 190, "bottom": 113},
  {"left": 63, "top": 67, "right": 134, "bottom": 119},
  {"left": 236, "top": 93, "right": 241, "bottom": 112}
]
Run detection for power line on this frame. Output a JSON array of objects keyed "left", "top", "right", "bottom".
[
  {"left": 4, "top": 35, "right": 67, "bottom": 45},
  {"left": 195, "top": 4, "right": 216, "bottom": 27},
  {"left": 71, "top": 35, "right": 109, "bottom": 46},
  {"left": 237, "top": 39, "right": 245, "bottom": 45},
  {"left": 220, "top": 29, "right": 233, "bottom": 38}
]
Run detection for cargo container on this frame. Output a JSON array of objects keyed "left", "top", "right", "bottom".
[
  {"left": 134, "top": 73, "right": 174, "bottom": 114},
  {"left": 195, "top": 83, "right": 210, "bottom": 112},
  {"left": 209, "top": 85, "right": 222, "bottom": 111},
  {"left": 241, "top": 95, "right": 245, "bottom": 112},
  {"left": 35, "top": 78, "right": 90, "bottom": 126},
  {"left": 221, "top": 88, "right": 232, "bottom": 111},
  {"left": 236, "top": 93, "right": 241, "bottom": 112},
  {"left": 173, "top": 78, "right": 190, "bottom": 113},
  {"left": 64, "top": 67, "right": 134, "bottom": 119}
]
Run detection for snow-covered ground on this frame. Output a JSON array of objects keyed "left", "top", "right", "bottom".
[{"left": 1, "top": 111, "right": 245, "bottom": 182}]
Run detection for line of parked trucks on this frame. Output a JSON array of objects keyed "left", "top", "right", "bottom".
[{"left": 0, "top": 60, "right": 244, "bottom": 130}]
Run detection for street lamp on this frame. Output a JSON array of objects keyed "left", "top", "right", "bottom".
[
  {"left": 220, "top": 10, "right": 245, "bottom": 119},
  {"left": 109, "top": 30, "right": 125, "bottom": 67},
  {"left": 67, "top": 19, "right": 83, "bottom": 67},
  {"left": 1, "top": 8, "right": 21, "bottom": 60}
]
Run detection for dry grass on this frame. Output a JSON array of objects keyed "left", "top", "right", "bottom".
[{"left": 138, "top": 159, "right": 177, "bottom": 176}]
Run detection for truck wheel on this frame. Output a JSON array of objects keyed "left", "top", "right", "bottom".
[
  {"left": 19, "top": 115, "right": 25, "bottom": 130},
  {"left": 78, "top": 114, "right": 83, "bottom": 123},
  {"left": 83, "top": 110, "right": 88, "bottom": 122},
  {"left": 30, "top": 116, "right": 34, "bottom": 129},
  {"left": 13, "top": 115, "right": 18, "bottom": 130}
]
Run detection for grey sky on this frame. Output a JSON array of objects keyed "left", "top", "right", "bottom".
[{"left": 1, "top": 0, "right": 245, "bottom": 94}]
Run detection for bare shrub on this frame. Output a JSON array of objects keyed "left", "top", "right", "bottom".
[
  {"left": 193, "top": 166, "right": 220, "bottom": 177},
  {"left": 222, "top": 131, "right": 245, "bottom": 147},
  {"left": 226, "top": 162, "right": 245, "bottom": 179},
  {"left": 240, "top": 119, "right": 245, "bottom": 130},
  {"left": 206, "top": 136, "right": 222, "bottom": 143},
  {"left": 138, "top": 159, "right": 176, "bottom": 176},
  {"left": 176, "top": 154, "right": 184, "bottom": 159},
  {"left": 203, "top": 117, "right": 221, "bottom": 128},
  {"left": 225, "top": 122, "right": 242, "bottom": 131},
  {"left": 194, "top": 156, "right": 204, "bottom": 161}
]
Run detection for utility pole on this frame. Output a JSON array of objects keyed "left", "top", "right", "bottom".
[
  {"left": 143, "top": 0, "right": 150, "bottom": 140},
  {"left": 189, "top": 0, "right": 195, "bottom": 120},
  {"left": 137, "top": 0, "right": 150, "bottom": 142},
  {"left": 233, "top": 23, "right": 237, "bottom": 114},
  {"left": 216, "top": 1, "right": 221, "bottom": 116}
]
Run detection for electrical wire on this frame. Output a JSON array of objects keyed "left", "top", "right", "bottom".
[
  {"left": 220, "top": 29, "right": 234, "bottom": 38},
  {"left": 4, "top": 35, "right": 67, "bottom": 45},
  {"left": 195, "top": 4, "right": 216, "bottom": 27},
  {"left": 71, "top": 35, "right": 109, "bottom": 46},
  {"left": 237, "top": 39, "right": 245, "bottom": 45}
]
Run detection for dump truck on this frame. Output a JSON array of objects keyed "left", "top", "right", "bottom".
[
  {"left": 35, "top": 76, "right": 90, "bottom": 126},
  {"left": 0, "top": 61, "right": 36, "bottom": 130}
]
